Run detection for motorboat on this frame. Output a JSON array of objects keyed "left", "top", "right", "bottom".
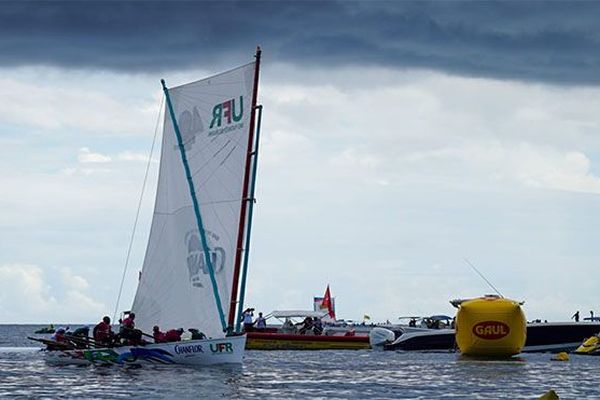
[
  {"left": 371, "top": 321, "right": 600, "bottom": 353},
  {"left": 245, "top": 310, "right": 371, "bottom": 350}
]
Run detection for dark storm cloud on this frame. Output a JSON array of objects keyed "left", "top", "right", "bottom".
[{"left": 1, "top": 1, "right": 600, "bottom": 84}]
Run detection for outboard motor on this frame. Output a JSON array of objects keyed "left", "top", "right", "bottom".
[{"left": 369, "top": 327, "right": 396, "bottom": 350}]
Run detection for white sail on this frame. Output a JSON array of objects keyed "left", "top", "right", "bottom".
[{"left": 132, "top": 62, "right": 257, "bottom": 338}]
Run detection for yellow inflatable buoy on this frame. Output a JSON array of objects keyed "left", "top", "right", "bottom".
[
  {"left": 551, "top": 352, "right": 569, "bottom": 361},
  {"left": 455, "top": 295, "right": 526, "bottom": 357},
  {"left": 539, "top": 389, "right": 559, "bottom": 400}
]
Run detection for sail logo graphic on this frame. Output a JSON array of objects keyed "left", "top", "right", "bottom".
[
  {"left": 177, "top": 106, "right": 204, "bottom": 150},
  {"left": 210, "top": 342, "right": 233, "bottom": 353},
  {"left": 208, "top": 96, "right": 244, "bottom": 137},
  {"left": 185, "top": 230, "right": 226, "bottom": 288},
  {"left": 472, "top": 321, "right": 510, "bottom": 340}
]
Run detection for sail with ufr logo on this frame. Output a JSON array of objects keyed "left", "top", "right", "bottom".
[
  {"left": 35, "top": 49, "right": 263, "bottom": 366},
  {"left": 131, "top": 49, "right": 262, "bottom": 347}
]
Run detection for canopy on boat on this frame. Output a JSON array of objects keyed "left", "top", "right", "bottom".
[{"left": 268, "top": 310, "right": 328, "bottom": 319}]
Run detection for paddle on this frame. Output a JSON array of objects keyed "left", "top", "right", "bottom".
[
  {"left": 27, "top": 336, "right": 76, "bottom": 350},
  {"left": 64, "top": 334, "right": 101, "bottom": 349}
]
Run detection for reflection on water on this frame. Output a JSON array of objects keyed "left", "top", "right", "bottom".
[{"left": 1, "top": 325, "right": 600, "bottom": 399}]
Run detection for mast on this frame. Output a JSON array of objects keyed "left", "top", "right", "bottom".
[
  {"left": 227, "top": 46, "right": 262, "bottom": 331},
  {"left": 161, "top": 79, "right": 228, "bottom": 333},
  {"left": 235, "top": 104, "right": 263, "bottom": 333}
]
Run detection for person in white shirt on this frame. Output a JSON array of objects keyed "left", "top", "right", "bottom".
[
  {"left": 242, "top": 309, "right": 254, "bottom": 331},
  {"left": 255, "top": 312, "right": 267, "bottom": 330}
]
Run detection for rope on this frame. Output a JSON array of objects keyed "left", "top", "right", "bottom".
[{"left": 112, "top": 94, "right": 164, "bottom": 322}]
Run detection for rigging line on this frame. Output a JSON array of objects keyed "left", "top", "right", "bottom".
[
  {"left": 112, "top": 94, "right": 164, "bottom": 322},
  {"left": 463, "top": 257, "right": 504, "bottom": 298}
]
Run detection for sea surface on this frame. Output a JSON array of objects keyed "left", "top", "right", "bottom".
[{"left": 1, "top": 325, "right": 599, "bottom": 399}]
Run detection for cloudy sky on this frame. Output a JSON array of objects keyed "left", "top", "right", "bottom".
[{"left": 1, "top": 1, "right": 600, "bottom": 324}]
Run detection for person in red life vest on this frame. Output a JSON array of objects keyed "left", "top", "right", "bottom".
[
  {"left": 122, "top": 313, "right": 135, "bottom": 330},
  {"left": 93, "top": 316, "right": 114, "bottom": 346},
  {"left": 51, "top": 327, "right": 67, "bottom": 343},
  {"left": 164, "top": 328, "right": 184, "bottom": 342},
  {"left": 153, "top": 325, "right": 167, "bottom": 343},
  {"left": 119, "top": 312, "right": 142, "bottom": 345}
]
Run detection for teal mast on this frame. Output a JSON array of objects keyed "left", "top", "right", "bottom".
[{"left": 161, "top": 79, "right": 228, "bottom": 333}]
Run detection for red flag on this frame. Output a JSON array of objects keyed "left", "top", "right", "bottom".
[{"left": 321, "top": 285, "right": 336, "bottom": 320}]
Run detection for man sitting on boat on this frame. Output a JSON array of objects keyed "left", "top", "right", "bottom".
[
  {"left": 312, "top": 317, "right": 323, "bottom": 335},
  {"left": 93, "top": 316, "right": 115, "bottom": 346},
  {"left": 68, "top": 326, "right": 90, "bottom": 348},
  {"left": 119, "top": 312, "right": 143, "bottom": 345},
  {"left": 51, "top": 327, "right": 67, "bottom": 343},
  {"left": 298, "top": 317, "right": 314, "bottom": 335},
  {"left": 165, "top": 328, "right": 184, "bottom": 342},
  {"left": 153, "top": 326, "right": 167, "bottom": 343},
  {"left": 188, "top": 328, "right": 207, "bottom": 340},
  {"left": 153, "top": 326, "right": 184, "bottom": 343}
]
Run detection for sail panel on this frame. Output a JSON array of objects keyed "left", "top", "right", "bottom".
[{"left": 132, "top": 62, "right": 256, "bottom": 338}]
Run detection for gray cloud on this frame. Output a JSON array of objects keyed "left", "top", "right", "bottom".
[{"left": 1, "top": 1, "right": 600, "bottom": 84}]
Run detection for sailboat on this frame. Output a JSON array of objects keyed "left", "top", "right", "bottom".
[{"left": 41, "top": 48, "right": 263, "bottom": 366}]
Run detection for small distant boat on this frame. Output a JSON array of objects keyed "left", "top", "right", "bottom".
[{"left": 34, "top": 325, "right": 55, "bottom": 334}]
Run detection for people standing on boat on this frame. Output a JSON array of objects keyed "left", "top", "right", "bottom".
[
  {"left": 572, "top": 311, "right": 580, "bottom": 322},
  {"left": 153, "top": 326, "right": 167, "bottom": 343},
  {"left": 93, "top": 316, "right": 115, "bottom": 346},
  {"left": 591, "top": 311, "right": 595, "bottom": 320},
  {"left": 242, "top": 309, "right": 255, "bottom": 332},
  {"left": 255, "top": 312, "right": 267, "bottom": 330}
]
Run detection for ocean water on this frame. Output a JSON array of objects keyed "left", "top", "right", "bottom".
[{"left": 1, "top": 325, "right": 599, "bottom": 399}]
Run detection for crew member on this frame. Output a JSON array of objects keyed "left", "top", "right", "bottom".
[
  {"left": 93, "top": 316, "right": 114, "bottom": 346},
  {"left": 164, "top": 328, "right": 184, "bottom": 342},
  {"left": 51, "top": 327, "right": 67, "bottom": 343},
  {"left": 153, "top": 325, "right": 167, "bottom": 343},
  {"left": 119, "top": 312, "right": 142, "bottom": 345}
]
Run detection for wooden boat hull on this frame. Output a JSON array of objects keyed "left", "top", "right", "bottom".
[
  {"left": 44, "top": 335, "right": 246, "bottom": 366},
  {"left": 246, "top": 332, "right": 369, "bottom": 350}
]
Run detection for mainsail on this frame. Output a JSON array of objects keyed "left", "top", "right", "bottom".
[{"left": 132, "top": 61, "right": 257, "bottom": 338}]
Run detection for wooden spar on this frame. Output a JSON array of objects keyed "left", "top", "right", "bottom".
[
  {"left": 227, "top": 46, "right": 262, "bottom": 331},
  {"left": 235, "top": 104, "right": 263, "bottom": 333}
]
